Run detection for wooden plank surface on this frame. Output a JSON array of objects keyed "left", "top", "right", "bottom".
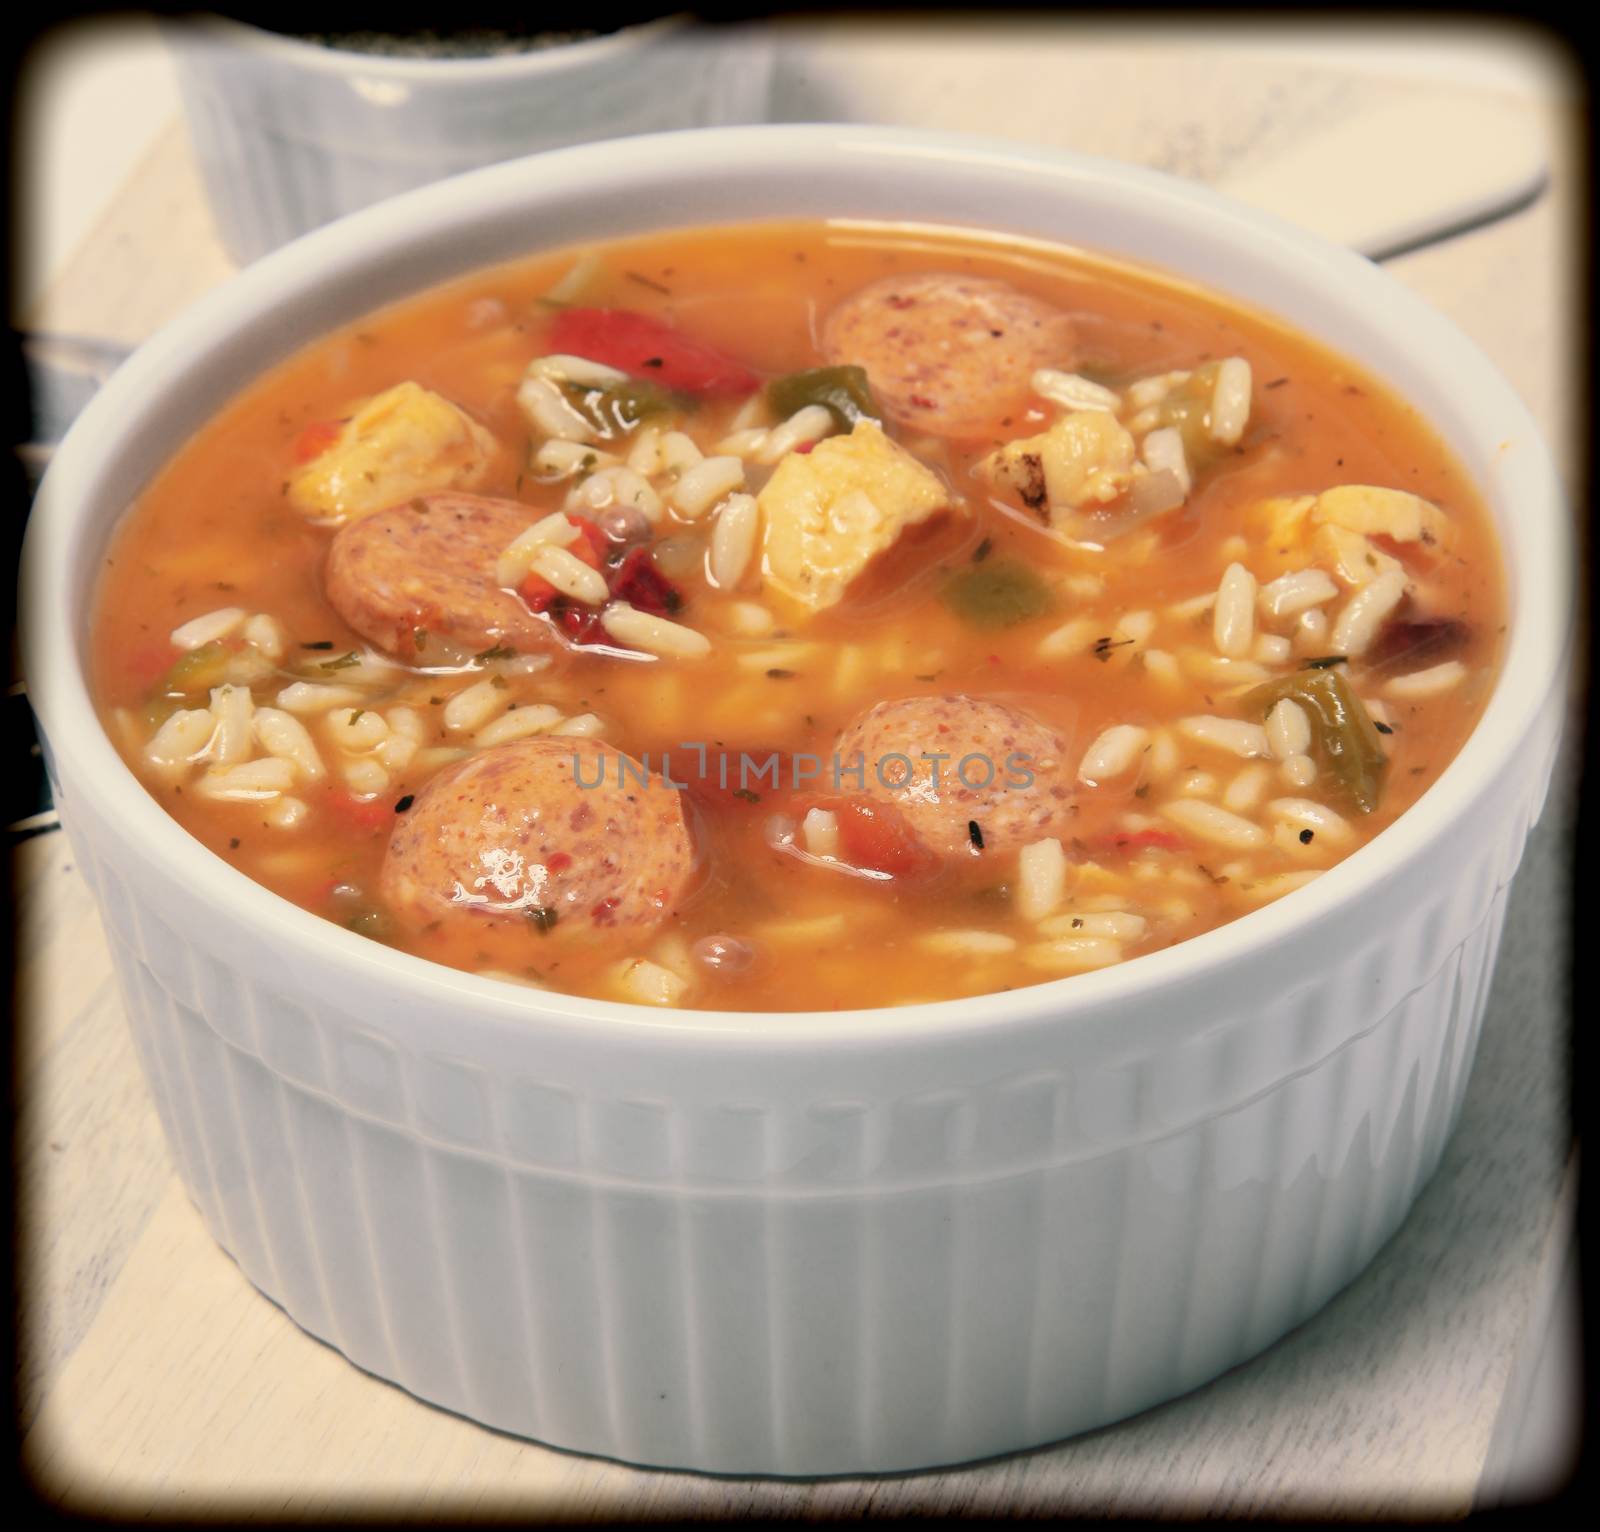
[{"left": 16, "top": 31, "right": 1577, "bottom": 1516}]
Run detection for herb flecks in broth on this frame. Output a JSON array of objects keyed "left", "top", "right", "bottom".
[{"left": 91, "top": 220, "right": 1505, "bottom": 1012}]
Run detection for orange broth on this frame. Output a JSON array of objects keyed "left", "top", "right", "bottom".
[{"left": 90, "top": 220, "right": 1505, "bottom": 1010}]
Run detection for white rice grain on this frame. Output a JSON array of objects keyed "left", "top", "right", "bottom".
[
  {"left": 1159, "top": 797, "right": 1269, "bottom": 848},
  {"left": 1077, "top": 724, "right": 1149, "bottom": 785},
  {"left": 375, "top": 733, "right": 419, "bottom": 773},
  {"left": 801, "top": 807, "right": 840, "bottom": 859},
  {"left": 516, "top": 372, "right": 598, "bottom": 443},
  {"left": 659, "top": 430, "right": 705, "bottom": 475},
  {"left": 443, "top": 678, "right": 509, "bottom": 733},
  {"left": 1126, "top": 370, "right": 1189, "bottom": 409},
  {"left": 526, "top": 352, "right": 629, "bottom": 388},
  {"left": 1176, "top": 715, "right": 1270, "bottom": 757},
  {"left": 1280, "top": 753, "right": 1318, "bottom": 788},
  {"left": 1265, "top": 698, "right": 1313, "bottom": 760},
  {"left": 1384, "top": 660, "right": 1466, "bottom": 699},
  {"left": 1016, "top": 837, "right": 1068, "bottom": 921},
  {"left": 1223, "top": 762, "right": 1272, "bottom": 813},
  {"left": 1253, "top": 633, "right": 1292, "bottom": 665},
  {"left": 1293, "top": 606, "right": 1331, "bottom": 652},
  {"left": 550, "top": 712, "right": 605, "bottom": 738},
  {"left": 1269, "top": 796, "right": 1355, "bottom": 844},
  {"left": 1140, "top": 426, "right": 1192, "bottom": 494},
  {"left": 171, "top": 607, "right": 246, "bottom": 650},
  {"left": 532, "top": 439, "right": 617, "bottom": 480},
  {"left": 1142, "top": 648, "right": 1181, "bottom": 688},
  {"left": 144, "top": 709, "right": 215, "bottom": 772},
  {"left": 1032, "top": 368, "right": 1122, "bottom": 412},
  {"left": 206, "top": 685, "right": 255, "bottom": 764},
  {"left": 329, "top": 706, "right": 389, "bottom": 751},
  {"left": 264, "top": 795, "right": 308, "bottom": 829},
  {"left": 1037, "top": 617, "right": 1100, "bottom": 660},
  {"left": 726, "top": 601, "right": 775, "bottom": 637},
  {"left": 1146, "top": 728, "right": 1180, "bottom": 779},
  {"left": 670, "top": 456, "right": 745, "bottom": 519},
  {"left": 495, "top": 513, "right": 581, "bottom": 586},
  {"left": 1212, "top": 562, "right": 1257, "bottom": 657},
  {"left": 275, "top": 681, "right": 364, "bottom": 714},
  {"left": 709, "top": 492, "right": 759, "bottom": 589},
  {"left": 1182, "top": 652, "right": 1272, "bottom": 686},
  {"left": 342, "top": 757, "right": 390, "bottom": 796},
  {"left": 601, "top": 601, "right": 711, "bottom": 659},
  {"left": 253, "top": 707, "right": 326, "bottom": 781},
  {"left": 756, "top": 404, "right": 834, "bottom": 464},
  {"left": 614, "top": 958, "right": 690, "bottom": 1007},
  {"left": 1118, "top": 609, "right": 1157, "bottom": 644},
  {"left": 197, "top": 756, "right": 295, "bottom": 801},
  {"left": 1037, "top": 910, "right": 1147, "bottom": 942},
  {"left": 625, "top": 425, "right": 662, "bottom": 476},
  {"left": 1330, "top": 569, "right": 1408, "bottom": 657},
  {"left": 473, "top": 703, "right": 564, "bottom": 748},
  {"left": 716, "top": 427, "right": 771, "bottom": 458},
  {"left": 1259, "top": 567, "right": 1339, "bottom": 619},
  {"left": 566, "top": 464, "right": 663, "bottom": 522},
  {"left": 1210, "top": 357, "right": 1252, "bottom": 444},
  {"left": 919, "top": 929, "right": 1018, "bottom": 955},
  {"left": 241, "top": 613, "right": 286, "bottom": 660},
  {"left": 1021, "top": 937, "right": 1124, "bottom": 972},
  {"left": 531, "top": 545, "right": 610, "bottom": 606}
]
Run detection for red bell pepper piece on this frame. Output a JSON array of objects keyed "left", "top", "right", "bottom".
[
  {"left": 292, "top": 418, "right": 345, "bottom": 463},
  {"left": 516, "top": 516, "right": 611, "bottom": 612},
  {"left": 795, "top": 795, "right": 940, "bottom": 878},
  {"left": 547, "top": 307, "right": 759, "bottom": 396},
  {"left": 609, "top": 546, "right": 683, "bottom": 617}
]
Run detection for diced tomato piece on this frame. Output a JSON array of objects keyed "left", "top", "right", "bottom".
[
  {"left": 569, "top": 517, "right": 610, "bottom": 566},
  {"left": 609, "top": 547, "right": 683, "bottom": 616},
  {"left": 1089, "top": 828, "right": 1187, "bottom": 854},
  {"left": 547, "top": 307, "right": 760, "bottom": 396},
  {"left": 551, "top": 601, "right": 604, "bottom": 645},
  {"left": 292, "top": 418, "right": 345, "bottom": 463},
  {"left": 518, "top": 573, "right": 559, "bottom": 613},
  {"left": 129, "top": 642, "right": 178, "bottom": 687},
  {"left": 516, "top": 517, "right": 607, "bottom": 615},
  {"left": 683, "top": 748, "right": 794, "bottom": 808},
  {"left": 323, "top": 787, "right": 393, "bottom": 834},
  {"left": 797, "top": 795, "right": 940, "bottom": 878}
]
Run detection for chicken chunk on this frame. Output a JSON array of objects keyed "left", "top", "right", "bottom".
[
  {"left": 1311, "top": 485, "right": 1448, "bottom": 546},
  {"left": 976, "top": 409, "right": 1138, "bottom": 527},
  {"left": 289, "top": 380, "right": 497, "bottom": 524},
  {"left": 758, "top": 418, "right": 950, "bottom": 611}
]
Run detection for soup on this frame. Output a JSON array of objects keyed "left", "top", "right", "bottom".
[{"left": 90, "top": 220, "right": 1504, "bottom": 1011}]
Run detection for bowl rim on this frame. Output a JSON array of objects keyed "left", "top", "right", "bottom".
[
  {"left": 166, "top": 11, "right": 683, "bottom": 81},
  {"left": 20, "top": 122, "right": 1571, "bottom": 1050}
]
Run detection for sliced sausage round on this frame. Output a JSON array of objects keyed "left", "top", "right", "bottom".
[
  {"left": 821, "top": 273, "right": 1076, "bottom": 441},
  {"left": 381, "top": 738, "right": 695, "bottom": 936},
  {"left": 834, "top": 695, "right": 1073, "bottom": 859},
  {"left": 324, "top": 492, "right": 551, "bottom": 658}
]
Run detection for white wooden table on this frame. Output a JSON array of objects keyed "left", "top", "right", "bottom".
[{"left": 15, "top": 23, "right": 1578, "bottom": 1516}]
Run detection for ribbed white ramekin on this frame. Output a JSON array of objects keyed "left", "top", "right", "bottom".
[
  {"left": 164, "top": 15, "right": 775, "bottom": 265},
  {"left": 20, "top": 126, "right": 1570, "bottom": 1475}
]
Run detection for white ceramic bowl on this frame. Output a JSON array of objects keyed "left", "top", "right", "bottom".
[
  {"left": 20, "top": 125, "right": 1570, "bottom": 1476},
  {"left": 165, "top": 14, "right": 774, "bottom": 264}
]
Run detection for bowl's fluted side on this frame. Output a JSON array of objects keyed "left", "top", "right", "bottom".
[{"left": 57, "top": 692, "right": 1561, "bottom": 1474}]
